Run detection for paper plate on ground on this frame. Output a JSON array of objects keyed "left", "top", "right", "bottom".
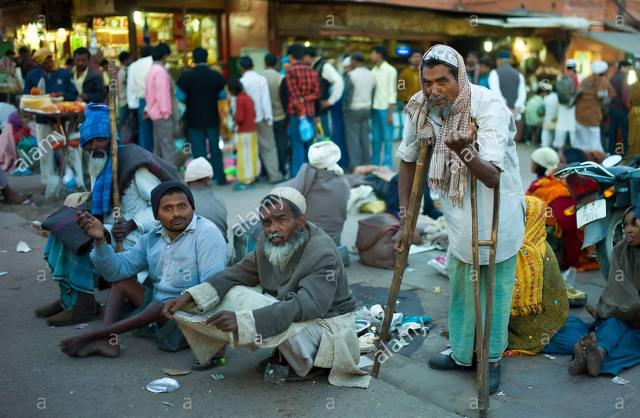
[{"left": 146, "top": 377, "right": 180, "bottom": 393}]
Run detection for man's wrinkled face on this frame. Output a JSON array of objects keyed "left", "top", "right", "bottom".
[
  {"left": 84, "top": 138, "right": 110, "bottom": 157},
  {"left": 157, "top": 191, "right": 193, "bottom": 234},
  {"left": 422, "top": 64, "right": 459, "bottom": 116},
  {"left": 623, "top": 211, "right": 640, "bottom": 246},
  {"left": 260, "top": 200, "right": 304, "bottom": 247},
  {"left": 74, "top": 53, "right": 89, "bottom": 72}
]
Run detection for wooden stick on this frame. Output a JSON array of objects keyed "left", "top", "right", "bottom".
[
  {"left": 371, "top": 138, "right": 429, "bottom": 378},
  {"left": 108, "top": 59, "right": 122, "bottom": 252},
  {"left": 471, "top": 176, "right": 500, "bottom": 418}
]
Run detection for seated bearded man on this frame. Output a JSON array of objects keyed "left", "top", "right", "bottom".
[
  {"left": 36, "top": 104, "right": 179, "bottom": 326},
  {"left": 163, "top": 187, "right": 370, "bottom": 388},
  {"left": 60, "top": 181, "right": 226, "bottom": 357}
]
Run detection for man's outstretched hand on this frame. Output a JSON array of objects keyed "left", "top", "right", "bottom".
[
  {"left": 206, "top": 310, "right": 238, "bottom": 333},
  {"left": 162, "top": 293, "right": 194, "bottom": 319},
  {"left": 77, "top": 211, "right": 105, "bottom": 242}
]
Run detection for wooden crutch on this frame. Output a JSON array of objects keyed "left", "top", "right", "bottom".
[
  {"left": 471, "top": 175, "right": 500, "bottom": 418},
  {"left": 108, "top": 59, "right": 123, "bottom": 252},
  {"left": 371, "top": 138, "right": 430, "bottom": 378}
]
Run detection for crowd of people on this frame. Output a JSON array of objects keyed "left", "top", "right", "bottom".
[{"left": 1, "top": 40, "right": 639, "bottom": 397}]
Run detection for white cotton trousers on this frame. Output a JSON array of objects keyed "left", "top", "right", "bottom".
[
  {"left": 574, "top": 122, "right": 604, "bottom": 152},
  {"left": 554, "top": 104, "right": 576, "bottom": 149}
]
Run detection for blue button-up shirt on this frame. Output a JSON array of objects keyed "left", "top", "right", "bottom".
[{"left": 91, "top": 215, "right": 227, "bottom": 302}]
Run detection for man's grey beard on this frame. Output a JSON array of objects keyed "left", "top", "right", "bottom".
[
  {"left": 87, "top": 152, "right": 108, "bottom": 187},
  {"left": 263, "top": 229, "right": 305, "bottom": 269},
  {"left": 437, "top": 104, "right": 453, "bottom": 119},
  {"left": 427, "top": 95, "right": 453, "bottom": 119}
]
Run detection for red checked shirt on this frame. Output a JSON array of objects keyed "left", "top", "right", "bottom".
[{"left": 285, "top": 62, "right": 319, "bottom": 117}]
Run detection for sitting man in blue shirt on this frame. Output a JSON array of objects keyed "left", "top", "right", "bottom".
[{"left": 59, "top": 180, "right": 227, "bottom": 358}]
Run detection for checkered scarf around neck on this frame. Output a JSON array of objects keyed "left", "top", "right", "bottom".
[{"left": 405, "top": 45, "right": 473, "bottom": 207}]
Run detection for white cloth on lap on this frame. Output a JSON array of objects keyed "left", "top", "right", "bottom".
[{"left": 174, "top": 285, "right": 371, "bottom": 388}]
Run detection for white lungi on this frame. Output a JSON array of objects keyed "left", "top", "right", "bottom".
[{"left": 574, "top": 122, "right": 603, "bottom": 151}]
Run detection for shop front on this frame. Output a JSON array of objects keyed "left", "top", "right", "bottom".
[
  {"left": 272, "top": 1, "right": 542, "bottom": 74},
  {"left": 69, "top": 0, "right": 225, "bottom": 66}
]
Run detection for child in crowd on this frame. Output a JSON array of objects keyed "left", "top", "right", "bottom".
[
  {"left": 228, "top": 79, "right": 258, "bottom": 191},
  {"left": 524, "top": 88, "right": 545, "bottom": 145}
]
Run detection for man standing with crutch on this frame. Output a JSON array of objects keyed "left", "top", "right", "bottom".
[{"left": 391, "top": 45, "right": 525, "bottom": 401}]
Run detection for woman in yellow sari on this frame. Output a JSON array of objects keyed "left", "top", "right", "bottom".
[{"left": 507, "top": 196, "right": 569, "bottom": 354}]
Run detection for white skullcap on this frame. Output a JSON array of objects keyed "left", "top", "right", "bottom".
[
  {"left": 531, "top": 147, "right": 559, "bottom": 176},
  {"left": 566, "top": 59, "right": 577, "bottom": 68},
  {"left": 592, "top": 60, "right": 608, "bottom": 75},
  {"left": 269, "top": 186, "right": 307, "bottom": 214},
  {"left": 185, "top": 157, "right": 213, "bottom": 182},
  {"left": 423, "top": 44, "right": 458, "bottom": 68},
  {"left": 308, "top": 140, "right": 343, "bottom": 175},
  {"left": 342, "top": 56, "right": 351, "bottom": 67}
]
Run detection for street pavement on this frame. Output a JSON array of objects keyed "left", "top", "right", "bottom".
[{"left": 0, "top": 143, "right": 638, "bottom": 418}]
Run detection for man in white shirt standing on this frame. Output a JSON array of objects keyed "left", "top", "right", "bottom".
[
  {"left": 261, "top": 53, "right": 289, "bottom": 177},
  {"left": 488, "top": 50, "right": 526, "bottom": 142},
  {"left": 395, "top": 45, "right": 524, "bottom": 395},
  {"left": 239, "top": 56, "right": 283, "bottom": 183},
  {"left": 371, "top": 45, "right": 397, "bottom": 168},
  {"left": 303, "top": 47, "right": 347, "bottom": 168},
  {"left": 343, "top": 52, "right": 375, "bottom": 170},
  {"left": 126, "top": 46, "right": 154, "bottom": 151}
]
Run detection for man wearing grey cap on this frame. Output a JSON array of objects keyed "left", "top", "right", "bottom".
[
  {"left": 163, "top": 187, "right": 369, "bottom": 387},
  {"left": 395, "top": 44, "right": 525, "bottom": 394}
]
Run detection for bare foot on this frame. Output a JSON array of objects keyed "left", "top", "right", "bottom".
[
  {"left": 569, "top": 337, "right": 587, "bottom": 375},
  {"left": 583, "top": 332, "right": 603, "bottom": 377},
  {"left": 76, "top": 339, "right": 120, "bottom": 358},
  {"left": 59, "top": 336, "right": 90, "bottom": 357}
]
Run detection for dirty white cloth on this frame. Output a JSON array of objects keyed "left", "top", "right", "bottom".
[
  {"left": 416, "top": 215, "right": 449, "bottom": 249},
  {"left": 347, "top": 185, "right": 376, "bottom": 214},
  {"left": 174, "top": 286, "right": 371, "bottom": 388}
]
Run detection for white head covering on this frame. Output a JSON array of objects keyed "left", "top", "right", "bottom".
[
  {"left": 185, "top": 157, "right": 213, "bottom": 182},
  {"left": 342, "top": 56, "right": 351, "bottom": 67},
  {"left": 592, "top": 60, "right": 608, "bottom": 75},
  {"left": 531, "top": 147, "right": 559, "bottom": 176},
  {"left": 308, "top": 141, "right": 343, "bottom": 175},
  {"left": 269, "top": 186, "right": 307, "bottom": 214},
  {"left": 423, "top": 44, "right": 458, "bottom": 68},
  {"left": 566, "top": 59, "right": 577, "bottom": 68}
]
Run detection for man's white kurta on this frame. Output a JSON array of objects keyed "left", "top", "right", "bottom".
[{"left": 397, "top": 84, "right": 525, "bottom": 265}]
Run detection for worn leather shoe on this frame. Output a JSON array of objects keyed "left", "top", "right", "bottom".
[
  {"left": 35, "top": 300, "right": 64, "bottom": 318},
  {"left": 428, "top": 354, "right": 469, "bottom": 371}
]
